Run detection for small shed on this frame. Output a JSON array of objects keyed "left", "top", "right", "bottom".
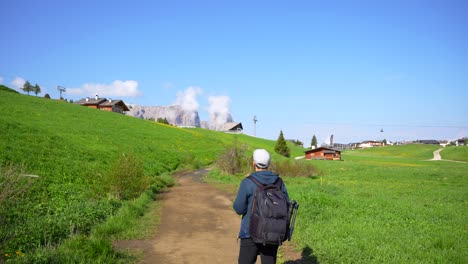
[
  {"left": 221, "top": 122, "right": 243, "bottom": 133},
  {"left": 305, "top": 147, "right": 342, "bottom": 160}
]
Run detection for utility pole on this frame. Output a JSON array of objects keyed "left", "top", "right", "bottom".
[
  {"left": 253, "top": 115, "right": 258, "bottom": 137},
  {"left": 57, "top": 86, "right": 66, "bottom": 99}
]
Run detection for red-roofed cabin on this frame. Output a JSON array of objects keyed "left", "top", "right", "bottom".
[{"left": 305, "top": 147, "right": 342, "bottom": 160}]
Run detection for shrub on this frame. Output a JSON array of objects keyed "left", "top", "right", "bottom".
[
  {"left": 108, "top": 154, "right": 150, "bottom": 200},
  {"left": 0, "top": 163, "right": 33, "bottom": 209},
  {"left": 215, "top": 142, "right": 250, "bottom": 175},
  {"left": 157, "top": 117, "right": 169, "bottom": 125},
  {"left": 270, "top": 160, "right": 318, "bottom": 177}
]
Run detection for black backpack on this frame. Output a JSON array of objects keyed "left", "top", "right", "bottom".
[{"left": 248, "top": 176, "right": 289, "bottom": 246}]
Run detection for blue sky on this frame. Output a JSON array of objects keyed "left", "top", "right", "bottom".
[{"left": 1, "top": 0, "right": 467, "bottom": 145}]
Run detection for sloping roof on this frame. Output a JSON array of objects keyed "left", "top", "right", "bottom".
[
  {"left": 99, "top": 100, "right": 130, "bottom": 111},
  {"left": 76, "top": 97, "right": 130, "bottom": 112},
  {"left": 221, "top": 122, "right": 243, "bottom": 131},
  {"left": 304, "top": 147, "right": 341, "bottom": 154},
  {"left": 76, "top": 98, "right": 107, "bottom": 105},
  {"left": 361, "top": 140, "right": 383, "bottom": 144},
  {"left": 419, "top": 140, "right": 440, "bottom": 144}
]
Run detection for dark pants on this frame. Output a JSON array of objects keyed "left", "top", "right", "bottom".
[{"left": 238, "top": 238, "right": 279, "bottom": 264}]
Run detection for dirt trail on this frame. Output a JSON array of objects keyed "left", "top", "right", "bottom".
[
  {"left": 430, "top": 148, "right": 443, "bottom": 160},
  {"left": 115, "top": 170, "right": 240, "bottom": 263},
  {"left": 428, "top": 148, "right": 467, "bottom": 163},
  {"left": 114, "top": 169, "right": 307, "bottom": 263}
]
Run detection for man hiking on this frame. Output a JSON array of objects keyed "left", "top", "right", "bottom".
[{"left": 233, "top": 149, "right": 290, "bottom": 264}]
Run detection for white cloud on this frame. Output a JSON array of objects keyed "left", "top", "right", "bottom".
[
  {"left": 208, "top": 95, "right": 231, "bottom": 127},
  {"left": 174, "top": 86, "right": 202, "bottom": 112},
  {"left": 0, "top": 76, "right": 4, "bottom": 84},
  {"left": 11, "top": 77, "right": 26, "bottom": 89},
  {"left": 67, "top": 80, "right": 142, "bottom": 97}
]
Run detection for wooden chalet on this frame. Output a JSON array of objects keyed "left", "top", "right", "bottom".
[
  {"left": 75, "top": 96, "right": 106, "bottom": 109},
  {"left": 97, "top": 99, "right": 130, "bottom": 113},
  {"left": 305, "top": 147, "right": 342, "bottom": 160},
  {"left": 76, "top": 95, "right": 129, "bottom": 114}
]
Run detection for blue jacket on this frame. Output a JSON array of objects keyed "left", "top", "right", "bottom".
[{"left": 233, "top": 170, "right": 289, "bottom": 238}]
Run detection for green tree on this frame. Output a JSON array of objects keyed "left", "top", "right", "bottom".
[
  {"left": 311, "top": 135, "right": 317, "bottom": 148},
  {"left": 33, "top": 84, "right": 41, "bottom": 96},
  {"left": 157, "top": 117, "right": 170, "bottom": 125},
  {"left": 21, "top": 81, "right": 33, "bottom": 95},
  {"left": 44, "top": 93, "right": 51, "bottom": 99},
  {"left": 275, "top": 130, "right": 290, "bottom": 157},
  {"left": 292, "top": 139, "right": 303, "bottom": 147}
]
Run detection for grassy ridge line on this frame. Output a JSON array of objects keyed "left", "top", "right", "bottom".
[
  {"left": 2, "top": 91, "right": 222, "bottom": 175},
  {"left": 1, "top": 91, "right": 304, "bottom": 175}
]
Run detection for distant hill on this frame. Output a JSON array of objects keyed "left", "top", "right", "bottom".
[{"left": 0, "top": 84, "right": 19, "bottom": 93}]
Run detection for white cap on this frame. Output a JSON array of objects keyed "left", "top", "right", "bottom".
[{"left": 253, "top": 149, "right": 270, "bottom": 168}]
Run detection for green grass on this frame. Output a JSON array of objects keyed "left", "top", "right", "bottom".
[
  {"left": 441, "top": 146, "right": 468, "bottom": 162},
  {"left": 207, "top": 144, "right": 468, "bottom": 263},
  {"left": 4, "top": 91, "right": 465, "bottom": 263},
  {"left": 0, "top": 91, "right": 303, "bottom": 262},
  {"left": 0, "top": 84, "right": 19, "bottom": 93}
]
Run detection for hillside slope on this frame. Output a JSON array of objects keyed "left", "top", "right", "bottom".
[{"left": 0, "top": 91, "right": 304, "bottom": 259}]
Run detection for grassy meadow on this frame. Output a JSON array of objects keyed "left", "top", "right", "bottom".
[
  {"left": 441, "top": 146, "right": 468, "bottom": 162},
  {"left": 1, "top": 90, "right": 466, "bottom": 263},
  {"left": 207, "top": 144, "right": 468, "bottom": 263},
  {"left": 0, "top": 91, "right": 304, "bottom": 262}
]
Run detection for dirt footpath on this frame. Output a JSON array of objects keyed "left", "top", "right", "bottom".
[
  {"left": 115, "top": 170, "right": 307, "bottom": 264},
  {"left": 115, "top": 170, "right": 240, "bottom": 263}
]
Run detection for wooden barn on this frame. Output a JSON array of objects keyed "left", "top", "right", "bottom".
[{"left": 304, "top": 147, "right": 342, "bottom": 160}]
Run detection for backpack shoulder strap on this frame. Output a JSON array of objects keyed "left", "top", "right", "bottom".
[
  {"left": 275, "top": 176, "right": 283, "bottom": 189},
  {"left": 247, "top": 175, "right": 264, "bottom": 188},
  {"left": 274, "top": 177, "right": 283, "bottom": 189}
]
